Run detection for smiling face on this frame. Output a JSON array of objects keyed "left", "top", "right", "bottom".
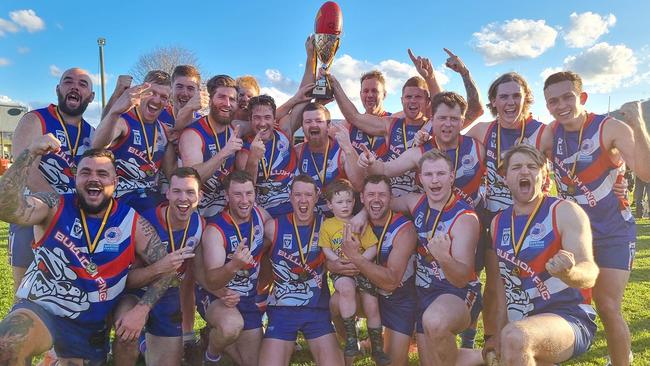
[
  {"left": 361, "top": 180, "right": 391, "bottom": 222},
  {"left": 56, "top": 68, "right": 95, "bottom": 117},
  {"left": 360, "top": 77, "right": 386, "bottom": 115},
  {"left": 210, "top": 86, "right": 238, "bottom": 125},
  {"left": 401, "top": 86, "right": 428, "bottom": 121},
  {"left": 238, "top": 86, "right": 258, "bottom": 111},
  {"left": 172, "top": 75, "right": 200, "bottom": 110},
  {"left": 226, "top": 180, "right": 255, "bottom": 221},
  {"left": 139, "top": 83, "right": 171, "bottom": 122},
  {"left": 251, "top": 104, "right": 275, "bottom": 141},
  {"left": 75, "top": 156, "right": 117, "bottom": 214},
  {"left": 419, "top": 158, "right": 454, "bottom": 205},
  {"left": 492, "top": 81, "right": 526, "bottom": 127},
  {"left": 166, "top": 175, "right": 200, "bottom": 224},
  {"left": 544, "top": 80, "right": 587, "bottom": 126}
]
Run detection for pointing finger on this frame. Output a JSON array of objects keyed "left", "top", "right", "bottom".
[
  {"left": 443, "top": 48, "right": 456, "bottom": 58},
  {"left": 407, "top": 48, "right": 418, "bottom": 63}
]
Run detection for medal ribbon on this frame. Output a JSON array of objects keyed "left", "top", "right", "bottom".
[
  {"left": 496, "top": 120, "right": 526, "bottom": 170},
  {"left": 80, "top": 199, "right": 114, "bottom": 255},
  {"left": 425, "top": 193, "right": 454, "bottom": 241},
  {"left": 54, "top": 107, "right": 82, "bottom": 157},
  {"left": 309, "top": 139, "right": 330, "bottom": 185},
  {"left": 564, "top": 122, "right": 586, "bottom": 188},
  {"left": 375, "top": 211, "right": 393, "bottom": 264},
  {"left": 510, "top": 196, "right": 545, "bottom": 258},
  {"left": 260, "top": 132, "right": 277, "bottom": 179},
  {"left": 166, "top": 206, "right": 191, "bottom": 252},
  {"left": 227, "top": 209, "right": 254, "bottom": 250},
  {"left": 433, "top": 137, "right": 460, "bottom": 173},
  {"left": 206, "top": 115, "right": 229, "bottom": 152},
  {"left": 292, "top": 214, "right": 317, "bottom": 268},
  {"left": 133, "top": 107, "right": 158, "bottom": 163}
]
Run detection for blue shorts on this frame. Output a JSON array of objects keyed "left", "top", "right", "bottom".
[
  {"left": 196, "top": 286, "right": 262, "bottom": 330},
  {"left": 264, "top": 306, "right": 335, "bottom": 341},
  {"left": 378, "top": 279, "right": 417, "bottom": 336},
  {"left": 8, "top": 223, "right": 34, "bottom": 268},
  {"left": 593, "top": 238, "right": 636, "bottom": 271},
  {"left": 134, "top": 287, "right": 182, "bottom": 337},
  {"left": 416, "top": 285, "right": 480, "bottom": 334},
  {"left": 12, "top": 299, "right": 109, "bottom": 361},
  {"left": 554, "top": 308, "right": 597, "bottom": 358}
]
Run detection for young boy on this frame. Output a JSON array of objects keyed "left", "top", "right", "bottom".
[{"left": 318, "top": 179, "right": 390, "bottom": 364}]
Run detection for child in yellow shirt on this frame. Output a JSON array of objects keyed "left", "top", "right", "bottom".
[{"left": 319, "top": 179, "right": 389, "bottom": 363}]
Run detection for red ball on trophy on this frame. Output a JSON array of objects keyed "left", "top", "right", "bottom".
[
  {"left": 314, "top": 1, "right": 343, "bottom": 35},
  {"left": 311, "top": 1, "right": 343, "bottom": 99}
]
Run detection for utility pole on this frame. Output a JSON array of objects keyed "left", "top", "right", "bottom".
[{"left": 97, "top": 37, "right": 107, "bottom": 109}]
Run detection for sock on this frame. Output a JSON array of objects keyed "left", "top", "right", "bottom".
[
  {"left": 183, "top": 331, "right": 196, "bottom": 344},
  {"left": 205, "top": 350, "right": 221, "bottom": 362}
]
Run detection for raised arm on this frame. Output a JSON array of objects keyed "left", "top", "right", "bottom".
[
  {"left": 0, "top": 134, "right": 61, "bottom": 226},
  {"left": 551, "top": 200, "right": 598, "bottom": 288},
  {"left": 611, "top": 101, "right": 650, "bottom": 181},
  {"left": 408, "top": 48, "right": 442, "bottom": 98},
  {"left": 11, "top": 112, "right": 53, "bottom": 193},
  {"left": 334, "top": 124, "right": 364, "bottom": 191},
  {"left": 101, "top": 75, "right": 133, "bottom": 119},
  {"left": 329, "top": 72, "right": 390, "bottom": 136},
  {"left": 175, "top": 88, "right": 209, "bottom": 131},
  {"left": 93, "top": 83, "right": 152, "bottom": 149},
  {"left": 278, "top": 83, "right": 315, "bottom": 137},
  {"left": 443, "top": 48, "right": 484, "bottom": 127}
]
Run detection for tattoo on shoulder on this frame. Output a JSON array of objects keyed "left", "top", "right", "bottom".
[{"left": 28, "top": 192, "right": 59, "bottom": 208}]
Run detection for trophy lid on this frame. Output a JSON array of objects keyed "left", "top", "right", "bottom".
[{"left": 315, "top": 1, "right": 343, "bottom": 35}]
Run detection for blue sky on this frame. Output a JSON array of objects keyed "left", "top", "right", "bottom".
[{"left": 1, "top": 0, "right": 649, "bottom": 126}]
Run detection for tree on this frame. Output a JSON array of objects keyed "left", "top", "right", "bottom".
[{"left": 130, "top": 46, "right": 200, "bottom": 82}]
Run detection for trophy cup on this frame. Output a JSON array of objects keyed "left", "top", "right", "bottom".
[{"left": 311, "top": 1, "right": 343, "bottom": 99}]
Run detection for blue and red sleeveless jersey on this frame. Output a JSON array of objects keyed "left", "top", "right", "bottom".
[
  {"left": 111, "top": 110, "right": 168, "bottom": 198},
  {"left": 206, "top": 207, "right": 266, "bottom": 300},
  {"left": 267, "top": 213, "right": 329, "bottom": 309},
  {"left": 371, "top": 212, "right": 416, "bottom": 296},
  {"left": 16, "top": 194, "right": 136, "bottom": 323},
  {"left": 420, "top": 136, "right": 485, "bottom": 208},
  {"left": 551, "top": 113, "right": 635, "bottom": 242},
  {"left": 158, "top": 105, "right": 202, "bottom": 130},
  {"left": 349, "top": 111, "right": 391, "bottom": 159},
  {"left": 491, "top": 197, "right": 596, "bottom": 321},
  {"left": 484, "top": 117, "right": 546, "bottom": 214},
  {"left": 184, "top": 116, "right": 235, "bottom": 217},
  {"left": 410, "top": 194, "right": 480, "bottom": 292},
  {"left": 242, "top": 129, "right": 296, "bottom": 217},
  {"left": 295, "top": 138, "right": 346, "bottom": 214},
  {"left": 33, "top": 104, "right": 94, "bottom": 194},
  {"left": 140, "top": 203, "right": 204, "bottom": 277},
  {"left": 385, "top": 118, "right": 425, "bottom": 196}
]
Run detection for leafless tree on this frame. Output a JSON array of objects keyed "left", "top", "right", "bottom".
[{"left": 130, "top": 46, "right": 200, "bottom": 82}]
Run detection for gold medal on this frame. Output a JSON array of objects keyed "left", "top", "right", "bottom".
[
  {"left": 85, "top": 261, "right": 98, "bottom": 276},
  {"left": 298, "top": 271, "right": 310, "bottom": 282},
  {"left": 424, "top": 254, "right": 434, "bottom": 263},
  {"left": 70, "top": 166, "right": 77, "bottom": 175},
  {"left": 237, "top": 269, "right": 250, "bottom": 278},
  {"left": 512, "top": 266, "right": 520, "bottom": 277},
  {"left": 567, "top": 184, "right": 576, "bottom": 195}
]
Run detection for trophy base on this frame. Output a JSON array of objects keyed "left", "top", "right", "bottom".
[{"left": 311, "top": 86, "right": 333, "bottom": 100}]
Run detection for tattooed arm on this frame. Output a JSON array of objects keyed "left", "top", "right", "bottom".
[
  {"left": 0, "top": 134, "right": 61, "bottom": 226},
  {"left": 443, "top": 48, "right": 484, "bottom": 127},
  {"left": 115, "top": 215, "right": 176, "bottom": 341}
]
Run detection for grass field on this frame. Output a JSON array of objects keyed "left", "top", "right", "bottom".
[{"left": 1, "top": 220, "right": 648, "bottom": 365}]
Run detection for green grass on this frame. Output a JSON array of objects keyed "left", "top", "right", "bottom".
[{"left": 1, "top": 220, "right": 649, "bottom": 365}]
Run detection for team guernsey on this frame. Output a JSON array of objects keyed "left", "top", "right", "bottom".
[
  {"left": 295, "top": 138, "right": 346, "bottom": 214},
  {"left": 349, "top": 111, "right": 391, "bottom": 159},
  {"left": 371, "top": 212, "right": 418, "bottom": 335},
  {"left": 16, "top": 194, "right": 137, "bottom": 324},
  {"left": 552, "top": 113, "right": 635, "bottom": 243},
  {"left": 34, "top": 104, "right": 95, "bottom": 194},
  {"left": 484, "top": 117, "right": 545, "bottom": 215},
  {"left": 420, "top": 136, "right": 485, "bottom": 208},
  {"left": 243, "top": 129, "right": 296, "bottom": 217},
  {"left": 385, "top": 118, "right": 426, "bottom": 196},
  {"left": 111, "top": 110, "right": 168, "bottom": 199},
  {"left": 267, "top": 213, "right": 329, "bottom": 309},
  {"left": 185, "top": 116, "right": 235, "bottom": 217},
  {"left": 491, "top": 197, "right": 597, "bottom": 330}
]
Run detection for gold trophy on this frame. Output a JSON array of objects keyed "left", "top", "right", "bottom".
[{"left": 311, "top": 1, "right": 343, "bottom": 99}]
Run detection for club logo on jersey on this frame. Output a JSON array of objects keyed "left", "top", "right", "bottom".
[
  {"left": 229, "top": 235, "right": 239, "bottom": 249},
  {"left": 208, "top": 144, "right": 217, "bottom": 157},
  {"left": 501, "top": 228, "right": 511, "bottom": 247},
  {"left": 133, "top": 130, "right": 142, "bottom": 145},
  {"left": 302, "top": 159, "right": 309, "bottom": 173},
  {"left": 277, "top": 138, "right": 288, "bottom": 152},
  {"left": 104, "top": 227, "right": 122, "bottom": 244},
  {"left": 529, "top": 223, "right": 546, "bottom": 241},
  {"left": 283, "top": 234, "right": 293, "bottom": 249},
  {"left": 556, "top": 138, "right": 564, "bottom": 155},
  {"left": 186, "top": 237, "right": 198, "bottom": 250},
  {"left": 414, "top": 212, "right": 425, "bottom": 229},
  {"left": 461, "top": 154, "right": 475, "bottom": 170},
  {"left": 70, "top": 218, "right": 83, "bottom": 239},
  {"left": 56, "top": 130, "right": 68, "bottom": 147},
  {"left": 356, "top": 130, "right": 363, "bottom": 140}
]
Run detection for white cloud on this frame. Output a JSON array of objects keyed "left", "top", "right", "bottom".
[
  {"left": 0, "top": 58, "right": 10, "bottom": 66},
  {"left": 17, "top": 46, "right": 29, "bottom": 54},
  {"left": 545, "top": 42, "right": 637, "bottom": 93},
  {"left": 0, "top": 18, "right": 19, "bottom": 36},
  {"left": 564, "top": 12, "right": 616, "bottom": 48},
  {"left": 473, "top": 19, "right": 558, "bottom": 65},
  {"left": 9, "top": 10, "right": 45, "bottom": 33},
  {"left": 83, "top": 101, "right": 102, "bottom": 127},
  {"left": 50, "top": 64, "right": 62, "bottom": 77},
  {"left": 264, "top": 69, "right": 298, "bottom": 91}
]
